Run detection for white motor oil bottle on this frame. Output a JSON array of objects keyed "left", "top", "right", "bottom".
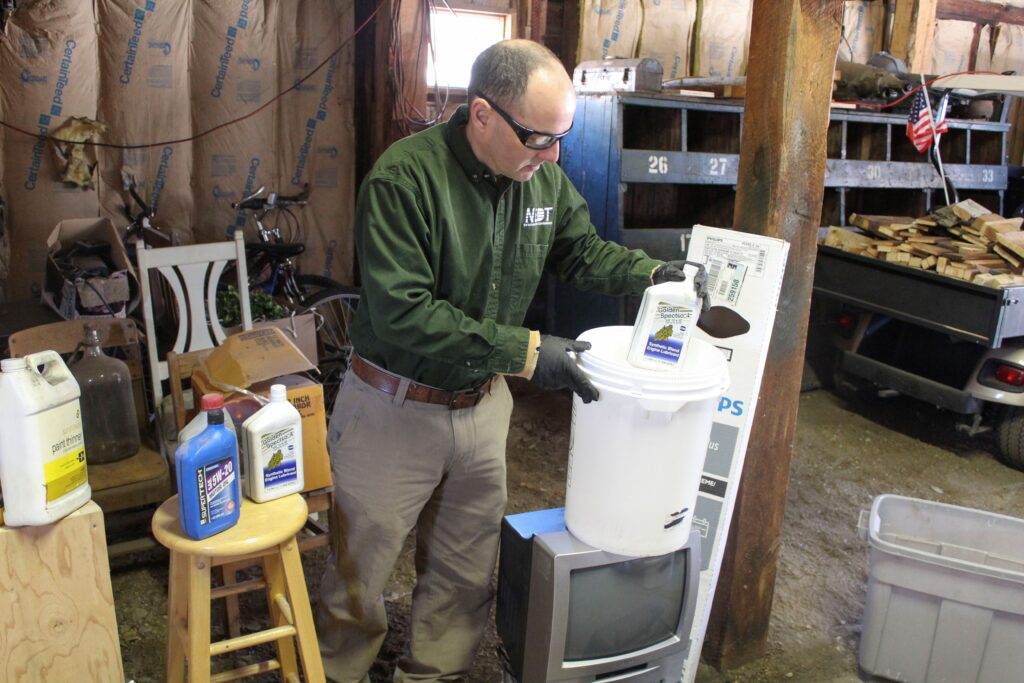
[
  {"left": 0, "top": 352, "right": 92, "bottom": 526},
  {"left": 241, "top": 384, "right": 304, "bottom": 502},
  {"left": 627, "top": 261, "right": 708, "bottom": 372}
]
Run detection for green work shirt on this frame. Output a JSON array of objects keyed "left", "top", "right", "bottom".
[{"left": 351, "top": 105, "right": 660, "bottom": 390}]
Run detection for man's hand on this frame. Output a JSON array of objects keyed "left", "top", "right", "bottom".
[
  {"left": 531, "top": 335, "right": 599, "bottom": 403},
  {"left": 652, "top": 260, "right": 711, "bottom": 312},
  {"left": 652, "top": 260, "right": 689, "bottom": 284}
]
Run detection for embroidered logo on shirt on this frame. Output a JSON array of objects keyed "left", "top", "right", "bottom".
[{"left": 523, "top": 207, "right": 554, "bottom": 228}]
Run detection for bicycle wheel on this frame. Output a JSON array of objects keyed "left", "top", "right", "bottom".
[
  {"left": 299, "top": 286, "right": 360, "bottom": 414},
  {"left": 294, "top": 273, "right": 342, "bottom": 295}
]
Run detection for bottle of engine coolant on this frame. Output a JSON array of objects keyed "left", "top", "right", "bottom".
[
  {"left": 627, "top": 270, "right": 702, "bottom": 372},
  {"left": 241, "top": 384, "right": 303, "bottom": 502},
  {"left": 0, "top": 352, "right": 92, "bottom": 526},
  {"left": 176, "top": 395, "right": 241, "bottom": 539}
]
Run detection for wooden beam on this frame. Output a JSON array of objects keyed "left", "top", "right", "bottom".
[
  {"left": 891, "top": 0, "right": 938, "bottom": 73},
  {"left": 938, "top": 0, "right": 1024, "bottom": 25},
  {"left": 702, "top": 0, "right": 844, "bottom": 669}
]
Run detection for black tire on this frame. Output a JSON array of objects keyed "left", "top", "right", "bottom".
[
  {"left": 995, "top": 406, "right": 1024, "bottom": 472},
  {"left": 298, "top": 286, "right": 360, "bottom": 414},
  {"left": 294, "top": 273, "right": 341, "bottom": 293}
]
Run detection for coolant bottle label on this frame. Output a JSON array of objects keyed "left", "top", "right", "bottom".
[
  {"left": 196, "top": 457, "right": 237, "bottom": 525},
  {"left": 42, "top": 401, "right": 88, "bottom": 503},
  {"left": 260, "top": 426, "right": 298, "bottom": 486}
]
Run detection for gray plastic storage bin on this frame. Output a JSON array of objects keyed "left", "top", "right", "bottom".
[{"left": 858, "top": 494, "right": 1024, "bottom": 683}]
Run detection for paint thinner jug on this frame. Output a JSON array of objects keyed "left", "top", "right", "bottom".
[
  {"left": 0, "top": 352, "right": 92, "bottom": 526},
  {"left": 565, "top": 326, "right": 729, "bottom": 557}
]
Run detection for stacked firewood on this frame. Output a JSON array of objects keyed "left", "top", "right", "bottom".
[{"left": 822, "top": 199, "right": 1024, "bottom": 288}]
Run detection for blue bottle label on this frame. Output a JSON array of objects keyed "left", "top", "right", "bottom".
[{"left": 195, "top": 456, "right": 238, "bottom": 525}]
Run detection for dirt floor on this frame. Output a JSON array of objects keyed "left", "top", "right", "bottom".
[{"left": 111, "top": 379, "right": 1024, "bottom": 683}]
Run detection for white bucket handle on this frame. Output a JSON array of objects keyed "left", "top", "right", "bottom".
[{"left": 23, "top": 350, "right": 73, "bottom": 385}]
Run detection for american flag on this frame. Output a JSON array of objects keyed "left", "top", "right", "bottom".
[{"left": 906, "top": 89, "right": 947, "bottom": 153}]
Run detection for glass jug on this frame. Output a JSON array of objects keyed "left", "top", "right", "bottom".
[{"left": 69, "top": 324, "right": 141, "bottom": 464}]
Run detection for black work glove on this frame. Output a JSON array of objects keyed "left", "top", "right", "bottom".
[
  {"left": 652, "top": 260, "right": 711, "bottom": 312},
  {"left": 531, "top": 335, "right": 599, "bottom": 403},
  {"left": 652, "top": 260, "right": 688, "bottom": 284}
]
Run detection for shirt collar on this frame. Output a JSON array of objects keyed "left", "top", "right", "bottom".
[{"left": 445, "top": 105, "right": 505, "bottom": 187}]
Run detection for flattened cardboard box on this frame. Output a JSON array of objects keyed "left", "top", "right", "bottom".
[
  {"left": 191, "top": 327, "right": 331, "bottom": 492},
  {"left": 42, "top": 217, "right": 140, "bottom": 320}
]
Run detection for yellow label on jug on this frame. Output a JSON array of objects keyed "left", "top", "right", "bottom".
[{"left": 44, "top": 447, "right": 88, "bottom": 502}]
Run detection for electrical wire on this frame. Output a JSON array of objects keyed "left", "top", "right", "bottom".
[
  {"left": 389, "top": 0, "right": 453, "bottom": 135},
  {"left": 0, "top": 0, "right": 387, "bottom": 150}
]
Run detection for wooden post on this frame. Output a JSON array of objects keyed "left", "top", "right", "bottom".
[
  {"left": 891, "top": 0, "right": 938, "bottom": 72},
  {"left": 701, "top": 0, "right": 844, "bottom": 669}
]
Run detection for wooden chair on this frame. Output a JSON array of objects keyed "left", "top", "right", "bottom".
[
  {"left": 6, "top": 318, "right": 173, "bottom": 522},
  {"left": 136, "top": 230, "right": 253, "bottom": 425},
  {"left": 152, "top": 494, "right": 325, "bottom": 683}
]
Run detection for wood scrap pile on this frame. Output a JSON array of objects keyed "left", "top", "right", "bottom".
[{"left": 822, "top": 199, "right": 1024, "bottom": 288}]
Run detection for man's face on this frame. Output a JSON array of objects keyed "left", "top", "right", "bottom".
[{"left": 472, "top": 67, "right": 576, "bottom": 181}]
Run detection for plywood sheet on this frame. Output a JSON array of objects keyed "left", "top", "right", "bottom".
[{"left": 0, "top": 501, "right": 123, "bottom": 682}]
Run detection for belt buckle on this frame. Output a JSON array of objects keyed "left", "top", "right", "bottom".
[{"left": 448, "top": 388, "right": 479, "bottom": 410}]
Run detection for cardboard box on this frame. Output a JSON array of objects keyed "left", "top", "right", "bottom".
[
  {"left": 42, "top": 218, "right": 139, "bottom": 320},
  {"left": 191, "top": 327, "right": 332, "bottom": 492}
]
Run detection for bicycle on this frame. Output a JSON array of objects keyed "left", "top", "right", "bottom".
[{"left": 231, "top": 186, "right": 359, "bottom": 413}]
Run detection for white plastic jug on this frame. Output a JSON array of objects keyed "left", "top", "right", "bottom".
[
  {"left": 241, "top": 384, "right": 304, "bottom": 502},
  {"left": 566, "top": 326, "right": 729, "bottom": 557},
  {"left": 0, "top": 352, "right": 92, "bottom": 526}
]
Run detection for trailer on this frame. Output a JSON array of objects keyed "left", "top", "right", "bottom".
[{"left": 813, "top": 244, "right": 1024, "bottom": 470}]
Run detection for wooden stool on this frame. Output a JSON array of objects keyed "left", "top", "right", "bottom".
[{"left": 152, "top": 494, "right": 326, "bottom": 683}]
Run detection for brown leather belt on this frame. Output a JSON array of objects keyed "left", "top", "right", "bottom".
[{"left": 351, "top": 354, "right": 494, "bottom": 410}]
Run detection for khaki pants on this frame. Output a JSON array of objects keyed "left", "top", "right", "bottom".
[{"left": 316, "top": 368, "right": 514, "bottom": 682}]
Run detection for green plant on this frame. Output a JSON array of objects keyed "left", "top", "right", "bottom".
[{"left": 216, "top": 286, "right": 286, "bottom": 327}]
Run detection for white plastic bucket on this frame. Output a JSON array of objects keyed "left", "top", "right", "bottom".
[{"left": 565, "top": 326, "right": 729, "bottom": 557}]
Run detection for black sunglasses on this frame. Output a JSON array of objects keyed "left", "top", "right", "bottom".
[{"left": 475, "top": 92, "right": 572, "bottom": 150}]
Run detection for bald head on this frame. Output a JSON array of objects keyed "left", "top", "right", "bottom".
[{"left": 468, "top": 39, "right": 568, "bottom": 108}]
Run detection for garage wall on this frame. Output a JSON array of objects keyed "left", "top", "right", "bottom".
[{"left": 0, "top": 0, "right": 355, "bottom": 303}]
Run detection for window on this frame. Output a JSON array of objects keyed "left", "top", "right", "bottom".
[{"left": 426, "top": 7, "right": 512, "bottom": 89}]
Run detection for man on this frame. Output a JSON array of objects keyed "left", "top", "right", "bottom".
[{"left": 317, "top": 39, "right": 689, "bottom": 682}]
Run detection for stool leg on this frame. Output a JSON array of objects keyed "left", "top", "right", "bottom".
[
  {"left": 262, "top": 550, "right": 299, "bottom": 678},
  {"left": 187, "top": 555, "right": 213, "bottom": 683},
  {"left": 167, "top": 551, "right": 188, "bottom": 682},
  {"left": 218, "top": 561, "right": 245, "bottom": 639},
  {"left": 279, "top": 537, "right": 326, "bottom": 683}
]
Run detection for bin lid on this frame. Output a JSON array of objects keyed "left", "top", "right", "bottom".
[{"left": 576, "top": 326, "right": 729, "bottom": 407}]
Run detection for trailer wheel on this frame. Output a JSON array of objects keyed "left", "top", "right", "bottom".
[{"left": 995, "top": 407, "right": 1024, "bottom": 472}]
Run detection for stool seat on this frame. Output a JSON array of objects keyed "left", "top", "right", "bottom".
[{"left": 152, "top": 494, "right": 309, "bottom": 557}]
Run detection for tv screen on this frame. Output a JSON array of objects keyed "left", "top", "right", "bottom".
[{"left": 565, "top": 549, "right": 687, "bottom": 660}]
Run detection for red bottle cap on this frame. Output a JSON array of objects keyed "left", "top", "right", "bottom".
[{"left": 200, "top": 393, "right": 225, "bottom": 411}]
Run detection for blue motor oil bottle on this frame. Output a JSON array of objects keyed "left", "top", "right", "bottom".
[{"left": 176, "top": 393, "right": 241, "bottom": 539}]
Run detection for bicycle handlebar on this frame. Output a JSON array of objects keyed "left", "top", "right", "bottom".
[{"left": 231, "top": 184, "right": 310, "bottom": 211}]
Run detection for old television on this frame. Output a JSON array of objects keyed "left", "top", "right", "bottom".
[{"left": 496, "top": 508, "right": 700, "bottom": 683}]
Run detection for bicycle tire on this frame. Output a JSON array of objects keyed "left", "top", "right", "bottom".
[
  {"left": 298, "top": 286, "right": 360, "bottom": 413},
  {"left": 294, "top": 273, "right": 342, "bottom": 295}
]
